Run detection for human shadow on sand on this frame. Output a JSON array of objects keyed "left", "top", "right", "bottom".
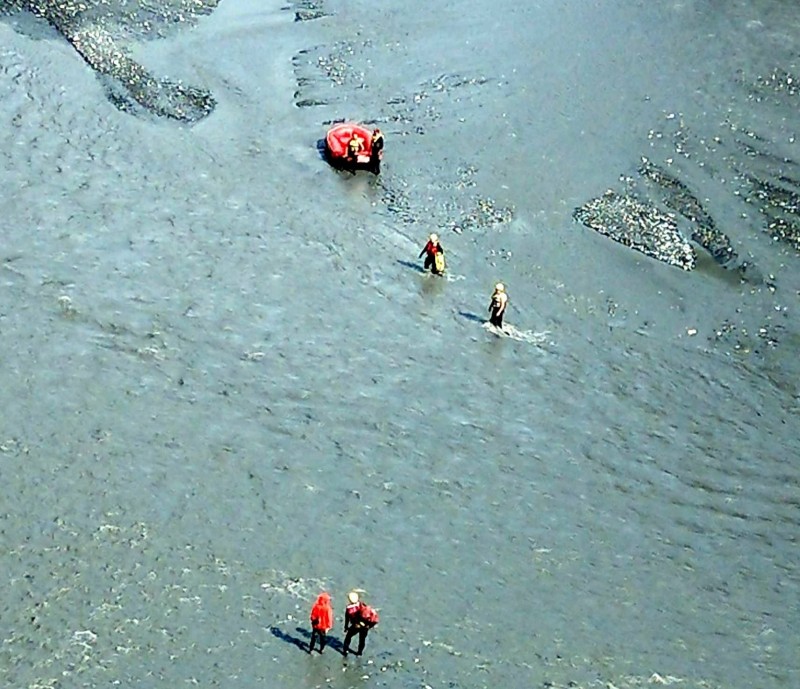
[
  {"left": 270, "top": 626, "right": 306, "bottom": 652},
  {"left": 270, "top": 626, "right": 345, "bottom": 655}
]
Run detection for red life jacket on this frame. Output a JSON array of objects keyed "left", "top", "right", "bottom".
[
  {"left": 345, "top": 602, "right": 361, "bottom": 624},
  {"left": 425, "top": 240, "right": 441, "bottom": 256}
]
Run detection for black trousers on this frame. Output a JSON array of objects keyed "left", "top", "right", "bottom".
[
  {"left": 343, "top": 626, "right": 368, "bottom": 655},
  {"left": 309, "top": 629, "right": 327, "bottom": 653},
  {"left": 424, "top": 254, "right": 442, "bottom": 274},
  {"left": 370, "top": 141, "right": 383, "bottom": 174},
  {"left": 489, "top": 310, "right": 504, "bottom": 327}
]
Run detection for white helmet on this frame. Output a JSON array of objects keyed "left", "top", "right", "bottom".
[{"left": 495, "top": 283, "right": 505, "bottom": 292}]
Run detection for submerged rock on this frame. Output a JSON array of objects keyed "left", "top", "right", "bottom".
[
  {"left": 573, "top": 189, "right": 696, "bottom": 271},
  {"left": 744, "top": 174, "right": 800, "bottom": 251},
  {"left": 638, "top": 159, "right": 738, "bottom": 266},
  {"left": 6, "top": 0, "right": 222, "bottom": 122},
  {"left": 289, "top": 0, "right": 327, "bottom": 23}
]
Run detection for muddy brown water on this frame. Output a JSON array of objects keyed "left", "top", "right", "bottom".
[{"left": 1, "top": 1, "right": 798, "bottom": 688}]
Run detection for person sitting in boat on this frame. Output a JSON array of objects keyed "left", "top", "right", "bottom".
[
  {"left": 419, "top": 233, "right": 445, "bottom": 275},
  {"left": 369, "top": 128, "right": 384, "bottom": 174},
  {"left": 346, "top": 133, "right": 366, "bottom": 163}
]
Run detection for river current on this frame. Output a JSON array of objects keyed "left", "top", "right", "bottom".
[{"left": 1, "top": 1, "right": 798, "bottom": 688}]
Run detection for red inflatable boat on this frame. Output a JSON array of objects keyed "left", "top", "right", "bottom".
[{"left": 325, "top": 122, "right": 381, "bottom": 170}]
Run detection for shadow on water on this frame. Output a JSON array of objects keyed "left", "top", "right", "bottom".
[
  {"left": 270, "top": 626, "right": 346, "bottom": 655},
  {"left": 315, "top": 137, "right": 353, "bottom": 175},
  {"left": 458, "top": 310, "right": 487, "bottom": 325},
  {"left": 315, "top": 138, "right": 328, "bottom": 161},
  {"left": 419, "top": 273, "right": 448, "bottom": 298},
  {"left": 396, "top": 259, "right": 426, "bottom": 274},
  {"left": 397, "top": 260, "right": 450, "bottom": 296}
]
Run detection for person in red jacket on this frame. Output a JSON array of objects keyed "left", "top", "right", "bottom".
[
  {"left": 342, "top": 590, "right": 379, "bottom": 657},
  {"left": 308, "top": 592, "right": 334, "bottom": 653},
  {"left": 418, "top": 233, "right": 445, "bottom": 275}
]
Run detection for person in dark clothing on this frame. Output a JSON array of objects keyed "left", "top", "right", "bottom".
[
  {"left": 488, "top": 282, "right": 509, "bottom": 328},
  {"left": 342, "top": 591, "right": 378, "bottom": 657},
  {"left": 309, "top": 592, "right": 334, "bottom": 653},
  {"left": 418, "top": 233, "right": 445, "bottom": 275},
  {"left": 369, "top": 128, "right": 384, "bottom": 174}
]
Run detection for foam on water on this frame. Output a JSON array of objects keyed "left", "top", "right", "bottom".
[{"left": 482, "top": 321, "right": 552, "bottom": 346}]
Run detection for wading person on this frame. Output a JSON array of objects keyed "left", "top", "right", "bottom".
[
  {"left": 418, "top": 233, "right": 445, "bottom": 275},
  {"left": 342, "top": 590, "right": 379, "bottom": 657},
  {"left": 369, "top": 128, "right": 384, "bottom": 174},
  {"left": 488, "top": 282, "right": 508, "bottom": 328},
  {"left": 308, "top": 592, "right": 334, "bottom": 653}
]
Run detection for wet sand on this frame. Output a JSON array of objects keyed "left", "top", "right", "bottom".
[{"left": 1, "top": 1, "right": 799, "bottom": 688}]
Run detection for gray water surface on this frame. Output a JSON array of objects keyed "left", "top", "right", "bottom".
[{"left": 1, "top": 1, "right": 798, "bottom": 688}]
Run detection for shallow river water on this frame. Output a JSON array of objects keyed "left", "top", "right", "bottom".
[{"left": 1, "top": 1, "right": 798, "bottom": 688}]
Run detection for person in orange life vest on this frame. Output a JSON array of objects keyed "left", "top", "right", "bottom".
[
  {"left": 346, "top": 133, "right": 365, "bottom": 163},
  {"left": 418, "top": 233, "right": 444, "bottom": 274},
  {"left": 369, "top": 128, "right": 384, "bottom": 174},
  {"left": 308, "top": 592, "right": 334, "bottom": 653},
  {"left": 342, "top": 590, "right": 378, "bottom": 656},
  {"left": 488, "top": 282, "right": 509, "bottom": 328}
]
